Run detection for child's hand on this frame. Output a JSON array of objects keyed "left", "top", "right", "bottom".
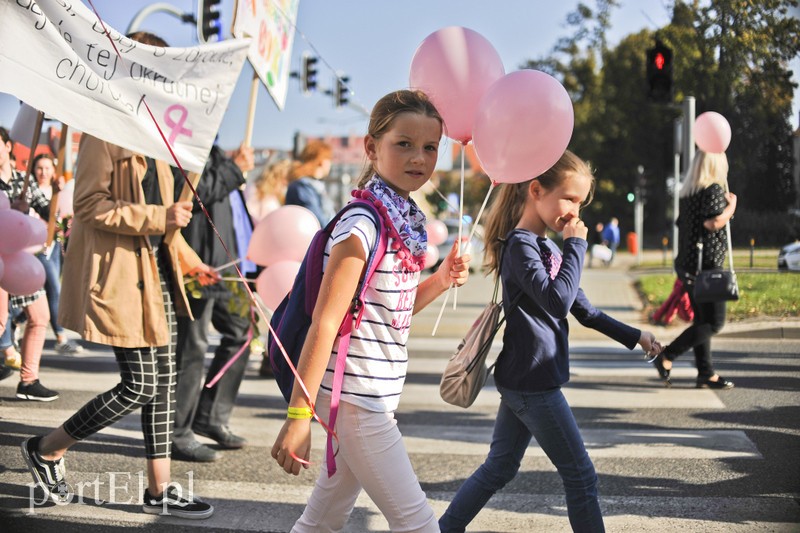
[
  {"left": 271, "top": 418, "right": 312, "bottom": 476},
  {"left": 563, "top": 218, "right": 588, "bottom": 240},
  {"left": 436, "top": 240, "right": 471, "bottom": 290},
  {"left": 638, "top": 330, "right": 662, "bottom": 359}
]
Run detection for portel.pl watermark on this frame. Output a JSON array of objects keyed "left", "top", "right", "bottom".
[{"left": 27, "top": 470, "right": 196, "bottom": 515}]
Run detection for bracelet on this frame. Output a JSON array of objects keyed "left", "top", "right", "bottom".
[{"left": 287, "top": 406, "right": 313, "bottom": 420}]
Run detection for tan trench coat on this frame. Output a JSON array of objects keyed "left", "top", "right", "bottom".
[{"left": 59, "top": 134, "right": 202, "bottom": 348}]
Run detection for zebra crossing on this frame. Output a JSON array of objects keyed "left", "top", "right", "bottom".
[{"left": 3, "top": 336, "right": 794, "bottom": 533}]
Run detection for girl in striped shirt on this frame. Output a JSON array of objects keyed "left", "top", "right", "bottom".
[{"left": 271, "top": 90, "right": 470, "bottom": 532}]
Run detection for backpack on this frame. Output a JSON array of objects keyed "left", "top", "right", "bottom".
[{"left": 268, "top": 199, "right": 388, "bottom": 402}]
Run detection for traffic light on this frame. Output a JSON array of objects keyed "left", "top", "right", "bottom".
[
  {"left": 197, "top": 0, "right": 222, "bottom": 43},
  {"left": 646, "top": 39, "right": 673, "bottom": 102},
  {"left": 301, "top": 53, "right": 318, "bottom": 93},
  {"left": 334, "top": 75, "right": 350, "bottom": 108}
]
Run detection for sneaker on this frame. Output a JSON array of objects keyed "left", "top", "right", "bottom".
[
  {"left": 193, "top": 424, "right": 247, "bottom": 450},
  {"left": 55, "top": 339, "right": 84, "bottom": 355},
  {"left": 696, "top": 375, "right": 735, "bottom": 389},
  {"left": 21, "top": 436, "right": 71, "bottom": 504},
  {"left": 171, "top": 440, "right": 219, "bottom": 462},
  {"left": 0, "top": 365, "right": 14, "bottom": 382},
  {"left": 142, "top": 487, "right": 214, "bottom": 519},
  {"left": 16, "top": 380, "right": 60, "bottom": 402}
]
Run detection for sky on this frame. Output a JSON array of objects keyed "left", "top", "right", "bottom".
[{"left": 1, "top": 0, "right": 798, "bottom": 152}]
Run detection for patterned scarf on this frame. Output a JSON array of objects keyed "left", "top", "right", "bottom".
[
  {"left": 365, "top": 175, "right": 427, "bottom": 259},
  {"left": 538, "top": 237, "right": 562, "bottom": 280}
]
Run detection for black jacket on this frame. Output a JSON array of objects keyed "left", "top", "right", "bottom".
[{"left": 174, "top": 145, "right": 250, "bottom": 297}]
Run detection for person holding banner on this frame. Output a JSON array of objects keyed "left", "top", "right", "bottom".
[
  {"left": 0, "top": 126, "right": 59, "bottom": 402},
  {"left": 172, "top": 143, "right": 255, "bottom": 462},
  {"left": 285, "top": 140, "right": 335, "bottom": 226},
  {"left": 19, "top": 31, "right": 218, "bottom": 519}
]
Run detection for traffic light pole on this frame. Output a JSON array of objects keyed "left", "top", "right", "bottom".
[
  {"left": 126, "top": 3, "right": 195, "bottom": 34},
  {"left": 672, "top": 95, "right": 695, "bottom": 259}
]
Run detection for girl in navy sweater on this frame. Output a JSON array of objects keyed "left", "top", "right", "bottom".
[{"left": 440, "top": 151, "right": 660, "bottom": 533}]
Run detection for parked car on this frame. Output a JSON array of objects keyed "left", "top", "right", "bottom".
[
  {"left": 777, "top": 241, "right": 800, "bottom": 271},
  {"left": 432, "top": 217, "right": 484, "bottom": 273}
]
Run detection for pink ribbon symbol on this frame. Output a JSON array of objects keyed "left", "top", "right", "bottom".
[{"left": 164, "top": 104, "right": 193, "bottom": 146}]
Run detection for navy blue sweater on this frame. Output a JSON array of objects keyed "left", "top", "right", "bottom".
[{"left": 495, "top": 229, "right": 641, "bottom": 392}]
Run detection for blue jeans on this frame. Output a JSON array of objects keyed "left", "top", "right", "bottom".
[
  {"left": 37, "top": 245, "right": 64, "bottom": 336},
  {"left": 439, "top": 385, "right": 604, "bottom": 533}
]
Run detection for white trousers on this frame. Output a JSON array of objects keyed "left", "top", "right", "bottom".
[{"left": 292, "top": 395, "right": 438, "bottom": 533}]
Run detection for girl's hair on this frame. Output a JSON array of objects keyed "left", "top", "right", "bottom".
[
  {"left": 483, "top": 150, "right": 595, "bottom": 276},
  {"left": 32, "top": 153, "right": 55, "bottom": 170},
  {"left": 680, "top": 151, "right": 729, "bottom": 198},
  {"left": 290, "top": 140, "right": 332, "bottom": 180},
  {"left": 356, "top": 89, "right": 443, "bottom": 188},
  {"left": 255, "top": 158, "right": 292, "bottom": 202},
  {"left": 127, "top": 31, "right": 169, "bottom": 47},
  {"left": 0, "top": 126, "right": 10, "bottom": 145}
]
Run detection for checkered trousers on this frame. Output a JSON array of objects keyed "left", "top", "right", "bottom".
[{"left": 62, "top": 247, "right": 178, "bottom": 459}]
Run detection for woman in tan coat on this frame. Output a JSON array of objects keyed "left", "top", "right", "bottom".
[{"left": 19, "top": 128, "right": 219, "bottom": 516}]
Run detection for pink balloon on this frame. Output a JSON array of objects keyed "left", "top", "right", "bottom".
[
  {"left": 695, "top": 112, "right": 731, "bottom": 154},
  {"left": 256, "top": 260, "right": 301, "bottom": 310},
  {"left": 409, "top": 26, "right": 505, "bottom": 144},
  {"left": 247, "top": 205, "right": 321, "bottom": 267},
  {"left": 426, "top": 219, "right": 448, "bottom": 246},
  {"left": 424, "top": 243, "right": 440, "bottom": 269},
  {"left": 0, "top": 192, "right": 9, "bottom": 210},
  {"left": 0, "top": 251, "right": 46, "bottom": 295},
  {"left": 473, "top": 70, "right": 574, "bottom": 184},
  {"left": 58, "top": 180, "right": 75, "bottom": 218},
  {"left": 0, "top": 255, "right": 4, "bottom": 281},
  {"left": 0, "top": 210, "right": 34, "bottom": 254},
  {"left": 27, "top": 217, "right": 47, "bottom": 248}
]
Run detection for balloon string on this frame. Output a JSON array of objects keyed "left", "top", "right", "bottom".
[
  {"left": 85, "top": 1, "right": 335, "bottom": 456},
  {"left": 454, "top": 143, "right": 466, "bottom": 310},
  {"left": 430, "top": 180, "right": 495, "bottom": 337}
]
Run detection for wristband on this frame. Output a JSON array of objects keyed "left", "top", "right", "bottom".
[{"left": 287, "top": 406, "right": 313, "bottom": 420}]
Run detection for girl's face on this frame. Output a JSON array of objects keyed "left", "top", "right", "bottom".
[
  {"left": 35, "top": 158, "right": 55, "bottom": 185},
  {"left": 364, "top": 112, "right": 441, "bottom": 198},
  {"left": 532, "top": 173, "right": 593, "bottom": 234}
]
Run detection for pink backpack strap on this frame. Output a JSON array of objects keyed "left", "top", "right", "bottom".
[{"left": 325, "top": 203, "right": 388, "bottom": 477}]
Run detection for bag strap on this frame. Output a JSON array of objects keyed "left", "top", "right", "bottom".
[{"left": 325, "top": 199, "right": 388, "bottom": 478}]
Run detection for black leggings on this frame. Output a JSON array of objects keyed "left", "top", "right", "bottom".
[
  {"left": 663, "top": 272, "right": 726, "bottom": 378},
  {"left": 63, "top": 250, "right": 177, "bottom": 459}
]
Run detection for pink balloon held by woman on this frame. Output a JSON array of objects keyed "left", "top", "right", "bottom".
[
  {"left": 409, "top": 26, "right": 505, "bottom": 144},
  {"left": 694, "top": 111, "right": 731, "bottom": 154}
]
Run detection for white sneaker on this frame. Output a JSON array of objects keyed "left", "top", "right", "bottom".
[{"left": 55, "top": 339, "right": 84, "bottom": 355}]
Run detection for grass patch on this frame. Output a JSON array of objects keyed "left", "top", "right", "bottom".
[{"left": 636, "top": 272, "right": 800, "bottom": 321}]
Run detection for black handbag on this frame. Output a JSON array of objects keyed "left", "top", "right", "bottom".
[{"left": 693, "top": 222, "right": 739, "bottom": 303}]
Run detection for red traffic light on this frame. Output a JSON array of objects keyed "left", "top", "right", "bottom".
[{"left": 654, "top": 52, "right": 665, "bottom": 70}]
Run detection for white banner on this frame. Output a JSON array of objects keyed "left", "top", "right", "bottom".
[
  {"left": 0, "top": 0, "right": 251, "bottom": 173},
  {"left": 232, "top": 0, "right": 300, "bottom": 110}
]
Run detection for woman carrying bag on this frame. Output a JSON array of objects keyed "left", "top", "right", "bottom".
[{"left": 652, "top": 150, "right": 737, "bottom": 389}]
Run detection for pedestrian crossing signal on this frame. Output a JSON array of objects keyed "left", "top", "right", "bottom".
[{"left": 646, "top": 40, "right": 673, "bottom": 103}]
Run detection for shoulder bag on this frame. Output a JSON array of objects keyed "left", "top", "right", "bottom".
[
  {"left": 693, "top": 221, "right": 739, "bottom": 303},
  {"left": 440, "top": 242, "right": 522, "bottom": 408}
]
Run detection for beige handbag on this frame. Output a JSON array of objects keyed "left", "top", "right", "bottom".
[{"left": 440, "top": 245, "right": 522, "bottom": 408}]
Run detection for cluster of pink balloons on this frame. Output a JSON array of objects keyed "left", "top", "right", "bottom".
[
  {"left": 695, "top": 112, "right": 731, "bottom": 154},
  {"left": 409, "top": 27, "right": 574, "bottom": 184},
  {"left": 247, "top": 205, "right": 320, "bottom": 310},
  {"left": 0, "top": 193, "right": 47, "bottom": 296}
]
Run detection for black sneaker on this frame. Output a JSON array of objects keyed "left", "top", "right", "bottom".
[
  {"left": 142, "top": 487, "right": 214, "bottom": 519},
  {"left": 21, "top": 436, "right": 71, "bottom": 504},
  {"left": 16, "top": 380, "right": 60, "bottom": 402}
]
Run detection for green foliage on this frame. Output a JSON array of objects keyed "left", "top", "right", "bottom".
[
  {"left": 523, "top": 0, "right": 800, "bottom": 239},
  {"left": 637, "top": 271, "right": 800, "bottom": 320}
]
